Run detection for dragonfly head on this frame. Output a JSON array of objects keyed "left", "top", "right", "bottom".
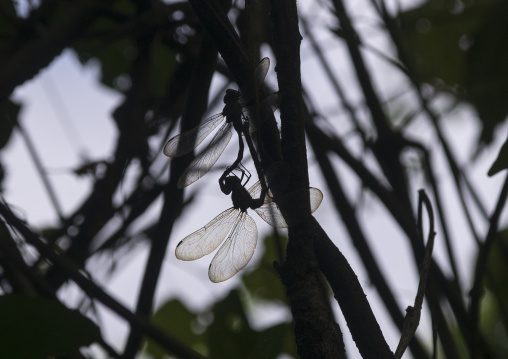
[
  {"left": 222, "top": 176, "right": 241, "bottom": 195},
  {"left": 224, "top": 89, "right": 241, "bottom": 104}
]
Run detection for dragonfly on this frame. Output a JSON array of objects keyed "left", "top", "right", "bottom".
[
  {"left": 175, "top": 174, "right": 324, "bottom": 283},
  {"left": 163, "top": 57, "right": 278, "bottom": 190}
]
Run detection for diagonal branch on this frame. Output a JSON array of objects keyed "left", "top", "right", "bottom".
[
  {"left": 0, "top": 201, "right": 205, "bottom": 359},
  {"left": 121, "top": 31, "right": 219, "bottom": 359},
  {"left": 394, "top": 190, "right": 435, "bottom": 358},
  {"left": 307, "top": 117, "right": 429, "bottom": 359}
]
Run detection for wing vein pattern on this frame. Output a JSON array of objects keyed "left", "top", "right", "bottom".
[
  {"left": 177, "top": 122, "right": 233, "bottom": 188},
  {"left": 209, "top": 212, "right": 257, "bottom": 283},
  {"left": 164, "top": 113, "right": 224, "bottom": 157},
  {"left": 175, "top": 208, "right": 239, "bottom": 261}
]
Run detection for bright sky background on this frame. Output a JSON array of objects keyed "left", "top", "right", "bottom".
[{"left": 3, "top": 0, "right": 508, "bottom": 357}]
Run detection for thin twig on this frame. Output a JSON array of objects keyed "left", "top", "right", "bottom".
[
  {"left": 405, "top": 139, "right": 462, "bottom": 287},
  {"left": 14, "top": 119, "right": 64, "bottom": 221},
  {"left": 394, "top": 189, "right": 435, "bottom": 358},
  {"left": 122, "top": 31, "right": 218, "bottom": 358},
  {"left": 300, "top": 15, "right": 366, "bottom": 140}
]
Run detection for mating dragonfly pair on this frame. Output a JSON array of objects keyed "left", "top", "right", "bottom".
[
  {"left": 164, "top": 58, "right": 323, "bottom": 282},
  {"left": 163, "top": 57, "right": 278, "bottom": 190}
]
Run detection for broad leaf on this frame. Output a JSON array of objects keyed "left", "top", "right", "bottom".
[
  {"left": 208, "top": 289, "right": 258, "bottom": 358},
  {"left": 488, "top": 135, "right": 508, "bottom": 176},
  {"left": 242, "top": 234, "right": 288, "bottom": 303},
  {"left": 249, "top": 322, "right": 297, "bottom": 359},
  {"left": 480, "top": 228, "right": 508, "bottom": 356},
  {"left": 0, "top": 99, "right": 20, "bottom": 150},
  {"left": 144, "top": 298, "right": 205, "bottom": 358},
  {"left": 150, "top": 41, "right": 177, "bottom": 97},
  {"left": 0, "top": 295, "right": 101, "bottom": 359},
  {"left": 464, "top": 1, "right": 508, "bottom": 145},
  {"left": 397, "top": 0, "right": 495, "bottom": 86},
  {"left": 397, "top": 0, "right": 508, "bottom": 147}
]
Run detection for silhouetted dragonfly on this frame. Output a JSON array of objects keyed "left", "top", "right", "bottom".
[
  {"left": 175, "top": 175, "right": 323, "bottom": 282},
  {"left": 163, "top": 58, "right": 278, "bottom": 189}
]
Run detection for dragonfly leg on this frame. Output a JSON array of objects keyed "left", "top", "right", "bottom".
[{"left": 235, "top": 163, "right": 251, "bottom": 186}]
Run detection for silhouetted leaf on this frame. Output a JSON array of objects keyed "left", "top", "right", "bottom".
[
  {"left": 74, "top": 37, "right": 136, "bottom": 92},
  {"left": 464, "top": 1, "right": 508, "bottom": 146},
  {"left": 0, "top": 99, "right": 20, "bottom": 150},
  {"left": 397, "top": 0, "right": 508, "bottom": 148},
  {"left": 242, "top": 234, "right": 288, "bottom": 304},
  {"left": 488, "top": 135, "right": 508, "bottom": 176},
  {"left": 0, "top": 295, "right": 101, "bottom": 359},
  {"left": 249, "top": 322, "right": 296, "bottom": 359},
  {"left": 481, "top": 228, "right": 508, "bottom": 355},
  {"left": 0, "top": 1, "right": 22, "bottom": 52},
  {"left": 144, "top": 291, "right": 293, "bottom": 359},
  {"left": 208, "top": 289, "right": 258, "bottom": 358},
  {"left": 144, "top": 298, "right": 206, "bottom": 358},
  {"left": 71, "top": 0, "right": 137, "bottom": 91},
  {"left": 484, "top": 229, "right": 508, "bottom": 309},
  {"left": 149, "top": 41, "right": 176, "bottom": 97},
  {"left": 397, "top": 0, "right": 494, "bottom": 86}
]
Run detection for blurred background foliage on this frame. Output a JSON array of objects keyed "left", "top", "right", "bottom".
[
  {"left": 399, "top": 0, "right": 508, "bottom": 148},
  {"left": 0, "top": 0, "right": 508, "bottom": 358},
  {"left": 143, "top": 236, "right": 296, "bottom": 359}
]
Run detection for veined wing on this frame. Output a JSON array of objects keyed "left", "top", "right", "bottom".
[
  {"left": 309, "top": 188, "right": 324, "bottom": 213},
  {"left": 177, "top": 122, "right": 233, "bottom": 188},
  {"left": 164, "top": 113, "right": 225, "bottom": 157},
  {"left": 248, "top": 181, "right": 323, "bottom": 210},
  {"left": 247, "top": 180, "right": 271, "bottom": 201},
  {"left": 175, "top": 208, "right": 239, "bottom": 261},
  {"left": 239, "top": 57, "right": 270, "bottom": 105},
  {"left": 254, "top": 203, "right": 287, "bottom": 228},
  {"left": 248, "top": 182, "right": 324, "bottom": 228},
  {"left": 252, "top": 57, "right": 270, "bottom": 92},
  {"left": 208, "top": 211, "right": 257, "bottom": 283},
  {"left": 244, "top": 93, "right": 279, "bottom": 133}
]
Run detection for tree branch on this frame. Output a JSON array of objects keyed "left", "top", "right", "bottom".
[
  {"left": 122, "top": 30, "right": 218, "bottom": 358},
  {"left": 0, "top": 201, "right": 205, "bottom": 359},
  {"left": 307, "top": 120, "right": 428, "bottom": 359}
]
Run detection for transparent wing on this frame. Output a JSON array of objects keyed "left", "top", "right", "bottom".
[
  {"left": 309, "top": 188, "right": 324, "bottom": 213},
  {"left": 248, "top": 180, "right": 286, "bottom": 228},
  {"left": 252, "top": 187, "right": 324, "bottom": 228},
  {"left": 247, "top": 181, "right": 265, "bottom": 200},
  {"left": 244, "top": 93, "right": 279, "bottom": 133},
  {"left": 175, "top": 208, "right": 239, "bottom": 261},
  {"left": 247, "top": 180, "right": 262, "bottom": 198},
  {"left": 163, "top": 113, "right": 224, "bottom": 157},
  {"left": 247, "top": 180, "right": 273, "bottom": 202},
  {"left": 239, "top": 57, "right": 270, "bottom": 104},
  {"left": 208, "top": 212, "right": 257, "bottom": 283},
  {"left": 252, "top": 57, "right": 270, "bottom": 91},
  {"left": 177, "top": 122, "right": 233, "bottom": 188},
  {"left": 254, "top": 203, "right": 287, "bottom": 228}
]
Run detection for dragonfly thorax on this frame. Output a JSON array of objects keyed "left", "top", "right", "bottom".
[
  {"left": 222, "top": 90, "right": 244, "bottom": 127},
  {"left": 224, "top": 176, "right": 253, "bottom": 212},
  {"left": 223, "top": 89, "right": 241, "bottom": 103}
]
